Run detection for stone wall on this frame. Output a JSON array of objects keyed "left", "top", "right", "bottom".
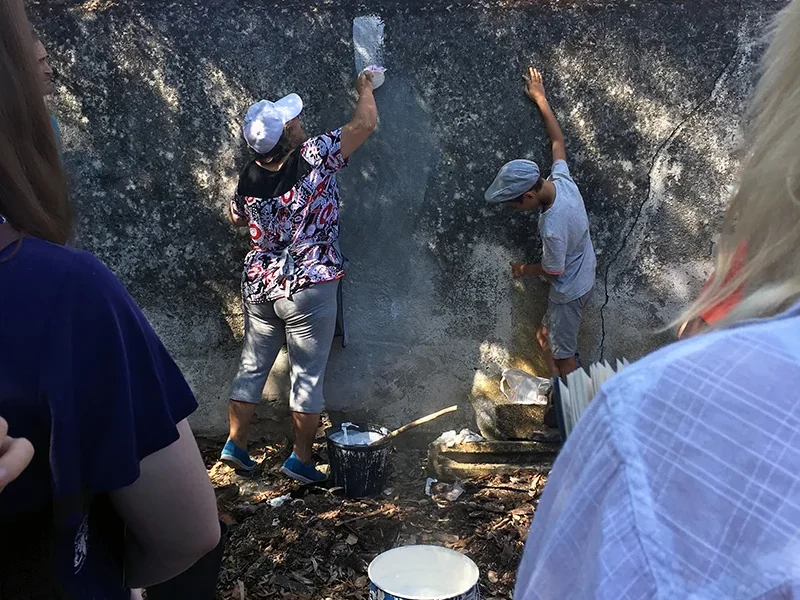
[{"left": 30, "top": 0, "right": 785, "bottom": 435}]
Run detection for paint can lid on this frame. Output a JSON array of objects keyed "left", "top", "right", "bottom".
[
  {"left": 368, "top": 545, "right": 479, "bottom": 598},
  {"left": 362, "top": 65, "right": 386, "bottom": 90}
]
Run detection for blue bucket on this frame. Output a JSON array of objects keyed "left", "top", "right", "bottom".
[{"left": 368, "top": 545, "right": 480, "bottom": 600}]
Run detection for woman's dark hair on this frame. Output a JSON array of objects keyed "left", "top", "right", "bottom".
[
  {"left": 0, "top": 0, "right": 72, "bottom": 244},
  {"left": 256, "top": 128, "right": 295, "bottom": 164}
]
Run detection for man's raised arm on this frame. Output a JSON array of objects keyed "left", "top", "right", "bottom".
[{"left": 524, "top": 66, "right": 566, "bottom": 164}]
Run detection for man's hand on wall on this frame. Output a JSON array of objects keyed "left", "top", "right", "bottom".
[
  {"left": 511, "top": 262, "right": 528, "bottom": 278},
  {"left": 524, "top": 66, "right": 566, "bottom": 163},
  {"left": 523, "top": 66, "right": 547, "bottom": 104},
  {"left": 355, "top": 70, "right": 374, "bottom": 95},
  {"left": 511, "top": 263, "right": 551, "bottom": 278}
]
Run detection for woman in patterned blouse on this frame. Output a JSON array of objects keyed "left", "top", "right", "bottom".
[{"left": 221, "top": 73, "right": 379, "bottom": 483}]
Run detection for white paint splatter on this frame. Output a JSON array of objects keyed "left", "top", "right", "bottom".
[{"left": 353, "top": 16, "right": 385, "bottom": 74}]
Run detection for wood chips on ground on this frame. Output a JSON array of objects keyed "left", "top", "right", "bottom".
[{"left": 199, "top": 437, "right": 548, "bottom": 600}]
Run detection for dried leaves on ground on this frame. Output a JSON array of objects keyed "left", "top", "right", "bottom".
[{"left": 200, "top": 437, "right": 548, "bottom": 600}]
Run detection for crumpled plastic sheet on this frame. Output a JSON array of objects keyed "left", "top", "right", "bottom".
[{"left": 434, "top": 429, "right": 485, "bottom": 448}]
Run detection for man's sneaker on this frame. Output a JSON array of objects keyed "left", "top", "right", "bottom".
[
  {"left": 280, "top": 452, "right": 327, "bottom": 484},
  {"left": 220, "top": 440, "right": 256, "bottom": 472}
]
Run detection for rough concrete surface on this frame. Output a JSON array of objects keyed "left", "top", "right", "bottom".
[{"left": 30, "top": 0, "right": 787, "bottom": 435}]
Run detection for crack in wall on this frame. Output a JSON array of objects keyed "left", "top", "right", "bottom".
[{"left": 598, "top": 4, "right": 745, "bottom": 360}]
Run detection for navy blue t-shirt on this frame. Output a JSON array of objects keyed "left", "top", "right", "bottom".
[{"left": 0, "top": 237, "right": 198, "bottom": 598}]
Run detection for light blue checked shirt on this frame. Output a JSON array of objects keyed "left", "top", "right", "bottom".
[{"left": 516, "top": 302, "right": 800, "bottom": 599}]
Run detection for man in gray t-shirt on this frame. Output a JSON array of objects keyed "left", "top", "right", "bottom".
[{"left": 485, "top": 67, "right": 596, "bottom": 379}]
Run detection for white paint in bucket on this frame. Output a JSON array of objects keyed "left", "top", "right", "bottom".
[
  {"left": 329, "top": 429, "right": 385, "bottom": 447},
  {"left": 369, "top": 545, "right": 480, "bottom": 599}
]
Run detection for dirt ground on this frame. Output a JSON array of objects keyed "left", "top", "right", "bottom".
[{"left": 199, "top": 436, "right": 547, "bottom": 600}]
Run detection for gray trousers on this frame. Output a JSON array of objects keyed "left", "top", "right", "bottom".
[
  {"left": 230, "top": 280, "right": 339, "bottom": 413},
  {"left": 543, "top": 289, "right": 593, "bottom": 360}
]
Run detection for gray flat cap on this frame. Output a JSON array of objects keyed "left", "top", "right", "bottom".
[{"left": 484, "top": 160, "right": 541, "bottom": 204}]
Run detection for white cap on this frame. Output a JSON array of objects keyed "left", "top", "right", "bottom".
[{"left": 242, "top": 93, "right": 304, "bottom": 154}]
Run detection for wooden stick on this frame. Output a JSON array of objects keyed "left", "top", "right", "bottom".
[
  {"left": 371, "top": 405, "right": 459, "bottom": 446},
  {"left": 340, "top": 506, "right": 397, "bottom": 524}
]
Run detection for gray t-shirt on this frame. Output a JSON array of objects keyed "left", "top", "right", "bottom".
[{"left": 538, "top": 160, "right": 596, "bottom": 304}]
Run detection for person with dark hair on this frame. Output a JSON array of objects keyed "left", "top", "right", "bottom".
[
  {"left": 32, "top": 29, "right": 61, "bottom": 150},
  {"left": 485, "top": 67, "right": 596, "bottom": 381},
  {"left": 221, "top": 73, "right": 378, "bottom": 482},
  {"left": 0, "top": 1, "right": 221, "bottom": 597}
]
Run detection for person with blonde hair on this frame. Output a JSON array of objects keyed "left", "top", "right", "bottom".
[
  {"left": 0, "top": 1, "right": 220, "bottom": 597},
  {"left": 514, "top": 1, "right": 800, "bottom": 597}
]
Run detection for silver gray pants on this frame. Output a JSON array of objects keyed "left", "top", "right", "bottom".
[
  {"left": 230, "top": 280, "right": 339, "bottom": 413},
  {"left": 543, "top": 289, "right": 593, "bottom": 360}
]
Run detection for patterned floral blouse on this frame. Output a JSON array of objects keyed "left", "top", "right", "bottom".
[{"left": 231, "top": 129, "right": 348, "bottom": 304}]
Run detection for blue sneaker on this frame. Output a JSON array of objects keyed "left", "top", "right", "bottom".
[
  {"left": 220, "top": 440, "right": 256, "bottom": 472},
  {"left": 280, "top": 452, "right": 327, "bottom": 484}
]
